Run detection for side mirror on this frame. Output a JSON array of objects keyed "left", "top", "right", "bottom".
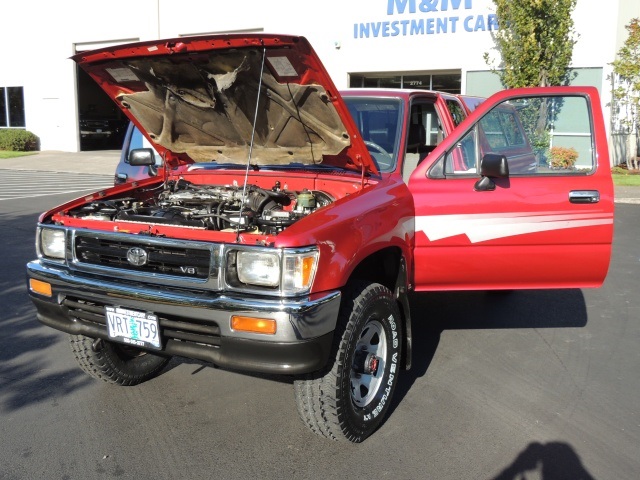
[
  {"left": 474, "top": 154, "right": 509, "bottom": 191},
  {"left": 128, "top": 148, "right": 156, "bottom": 166}
]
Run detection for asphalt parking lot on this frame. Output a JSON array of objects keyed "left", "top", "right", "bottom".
[{"left": 1, "top": 151, "right": 638, "bottom": 479}]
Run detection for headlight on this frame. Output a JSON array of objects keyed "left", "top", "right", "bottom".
[
  {"left": 237, "top": 251, "right": 280, "bottom": 287},
  {"left": 229, "top": 247, "right": 319, "bottom": 295},
  {"left": 39, "top": 228, "right": 66, "bottom": 260}
]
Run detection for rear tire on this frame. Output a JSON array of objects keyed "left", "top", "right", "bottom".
[
  {"left": 69, "top": 334, "right": 170, "bottom": 386},
  {"left": 294, "top": 282, "right": 403, "bottom": 442}
]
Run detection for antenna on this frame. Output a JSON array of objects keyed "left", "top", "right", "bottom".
[{"left": 236, "top": 45, "right": 266, "bottom": 242}]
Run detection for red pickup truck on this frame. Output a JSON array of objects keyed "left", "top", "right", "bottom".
[{"left": 27, "top": 34, "right": 614, "bottom": 443}]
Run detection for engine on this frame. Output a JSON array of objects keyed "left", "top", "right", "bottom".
[{"left": 69, "top": 179, "right": 334, "bottom": 235}]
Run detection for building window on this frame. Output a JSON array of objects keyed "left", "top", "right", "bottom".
[
  {"left": 0, "top": 86, "right": 26, "bottom": 128},
  {"left": 349, "top": 73, "right": 461, "bottom": 93}
]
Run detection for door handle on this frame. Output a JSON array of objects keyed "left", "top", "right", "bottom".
[{"left": 569, "top": 190, "right": 600, "bottom": 204}]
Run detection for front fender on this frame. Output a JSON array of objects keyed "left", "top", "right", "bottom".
[{"left": 275, "top": 176, "right": 415, "bottom": 293}]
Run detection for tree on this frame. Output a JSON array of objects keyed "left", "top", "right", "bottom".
[
  {"left": 611, "top": 18, "right": 640, "bottom": 167},
  {"left": 484, "top": 0, "right": 579, "bottom": 158},
  {"left": 484, "top": 0, "right": 578, "bottom": 88}
]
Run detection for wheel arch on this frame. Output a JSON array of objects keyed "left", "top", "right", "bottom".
[{"left": 347, "top": 247, "right": 412, "bottom": 370}]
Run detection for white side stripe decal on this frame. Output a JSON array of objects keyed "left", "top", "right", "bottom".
[{"left": 416, "top": 212, "right": 613, "bottom": 243}]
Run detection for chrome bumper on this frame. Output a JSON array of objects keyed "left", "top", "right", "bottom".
[{"left": 27, "top": 260, "right": 341, "bottom": 375}]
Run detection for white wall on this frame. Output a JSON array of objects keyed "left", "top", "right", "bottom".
[{"left": 2, "top": 0, "right": 161, "bottom": 151}]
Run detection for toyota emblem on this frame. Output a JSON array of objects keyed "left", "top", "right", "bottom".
[{"left": 126, "top": 247, "right": 149, "bottom": 267}]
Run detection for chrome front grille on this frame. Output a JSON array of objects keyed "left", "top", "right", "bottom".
[{"left": 73, "top": 233, "right": 213, "bottom": 280}]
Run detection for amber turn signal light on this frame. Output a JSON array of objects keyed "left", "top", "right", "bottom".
[
  {"left": 231, "top": 316, "right": 277, "bottom": 335},
  {"left": 29, "top": 279, "right": 52, "bottom": 297}
]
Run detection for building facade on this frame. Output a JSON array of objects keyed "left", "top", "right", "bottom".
[{"left": 1, "top": 0, "right": 638, "bottom": 164}]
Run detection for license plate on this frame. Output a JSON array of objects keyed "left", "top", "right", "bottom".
[{"left": 105, "top": 306, "right": 161, "bottom": 350}]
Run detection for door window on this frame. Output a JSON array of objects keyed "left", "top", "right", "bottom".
[
  {"left": 445, "top": 98, "right": 467, "bottom": 127},
  {"left": 443, "top": 95, "right": 594, "bottom": 176}
]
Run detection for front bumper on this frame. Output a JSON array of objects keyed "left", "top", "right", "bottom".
[{"left": 27, "top": 260, "right": 341, "bottom": 375}]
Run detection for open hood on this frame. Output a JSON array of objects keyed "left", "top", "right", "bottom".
[{"left": 73, "top": 34, "right": 377, "bottom": 174}]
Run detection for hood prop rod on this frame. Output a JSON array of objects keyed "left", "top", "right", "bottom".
[{"left": 236, "top": 45, "right": 267, "bottom": 242}]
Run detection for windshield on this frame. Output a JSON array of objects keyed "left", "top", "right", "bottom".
[{"left": 343, "top": 97, "right": 403, "bottom": 172}]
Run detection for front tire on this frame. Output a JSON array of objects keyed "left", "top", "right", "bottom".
[
  {"left": 294, "top": 282, "right": 403, "bottom": 442},
  {"left": 69, "top": 334, "right": 170, "bottom": 386}
]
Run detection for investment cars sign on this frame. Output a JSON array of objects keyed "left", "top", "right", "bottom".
[{"left": 354, "top": 0, "right": 497, "bottom": 38}]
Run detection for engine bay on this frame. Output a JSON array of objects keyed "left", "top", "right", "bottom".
[{"left": 67, "top": 179, "right": 334, "bottom": 236}]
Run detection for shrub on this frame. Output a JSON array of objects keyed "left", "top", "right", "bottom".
[
  {"left": 0, "top": 129, "right": 40, "bottom": 151},
  {"left": 612, "top": 163, "right": 640, "bottom": 175},
  {"left": 548, "top": 146, "right": 578, "bottom": 169}
]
